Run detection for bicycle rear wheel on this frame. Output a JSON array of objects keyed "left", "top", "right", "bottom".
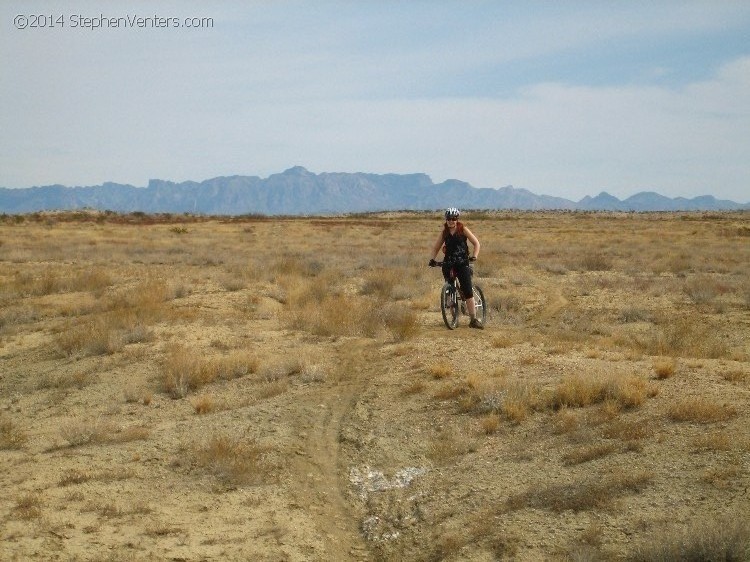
[
  {"left": 473, "top": 284, "right": 487, "bottom": 325},
  {"left": 440, "top": 283, "right": 459, "bottom": 329}
]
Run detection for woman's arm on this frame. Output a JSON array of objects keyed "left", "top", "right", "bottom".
[
  {"left": 464, "top": 227, "right": 480, "bottom": 259},
  {"left": 430, "top": 232, "right": 445, "bottom": 260}
]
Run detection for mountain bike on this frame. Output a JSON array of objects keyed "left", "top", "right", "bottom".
[{"left": 429, "top": 259, "right": 486, "bottom": 329}]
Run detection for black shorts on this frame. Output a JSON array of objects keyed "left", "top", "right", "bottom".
[{"left": 442, "top": 261, "right": 473, "bottom": 299}]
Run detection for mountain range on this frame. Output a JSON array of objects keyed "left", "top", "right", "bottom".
[{"left": 1, "top": 167, "right": 747, "bottom": 214}]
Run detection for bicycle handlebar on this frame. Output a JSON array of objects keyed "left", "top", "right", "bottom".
[{"left": 429, "top": 257, "right": 476, "bottom": 267}]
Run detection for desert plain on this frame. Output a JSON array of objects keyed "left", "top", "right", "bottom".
[{"left": 1, "top": 210, "right": 749, "bottom": 561}]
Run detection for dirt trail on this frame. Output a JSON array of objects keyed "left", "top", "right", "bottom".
[{"left": 286, "top": 342, "right": 377, "bottom": 561}]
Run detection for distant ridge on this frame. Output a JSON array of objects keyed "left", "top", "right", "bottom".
[{"left": 1, "top": 167, "right": 747, "bottom": 214}]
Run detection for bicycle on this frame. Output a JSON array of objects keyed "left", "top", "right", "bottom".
[{"left": 429, "top": 259, "right": 487, "bottom": 329}]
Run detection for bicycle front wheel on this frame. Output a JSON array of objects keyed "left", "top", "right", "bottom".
[
  {"left": 440, "top": 283, "right": 459, "bottom": 329},
  {"left": 473, "top": 284, "right": 487, "bottom": 325}
]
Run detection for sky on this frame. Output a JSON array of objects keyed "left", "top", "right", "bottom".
[{"left": 1, "top": 0, "right": 749, "bottom": 202}]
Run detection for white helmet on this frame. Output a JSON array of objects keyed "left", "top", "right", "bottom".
[{"left": 444, "top": 207, "right": 460, "bottom": 220}]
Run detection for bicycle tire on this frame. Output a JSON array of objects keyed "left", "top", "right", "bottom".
[
  {"left": 473, "top": 284, "right": 487, "bottom": 325},
  {"left": 440, "top": 282, "right": 459, "bottom": 329}
]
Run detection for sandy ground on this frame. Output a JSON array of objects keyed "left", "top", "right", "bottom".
[{"left": 1, "top": 212, "right": 749, "bottom": 561}]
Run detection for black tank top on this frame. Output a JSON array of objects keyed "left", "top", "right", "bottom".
[{"left": 443, "top": 223, "right": 469, "bottom": 261}]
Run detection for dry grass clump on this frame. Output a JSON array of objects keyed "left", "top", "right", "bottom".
[
  {"left": 506, "top": 470, "right": 653, "bottom": 513},
  {"left": 58, "top": 467, "right": 135, "bottom": 486},
  {"left": 427, "top": 427, "right": 478, "bottom": 464},
  {"left": 553, "top": 373, "right": 648, "bottom": 410},
  {"left": 38, "top": 370, "right": 95, "bottom": 390},
  {"left": 58, "top": 469, "right": 93, "bottom": 486},
  {"left": 479, "top": 413, "right": 502, "bottom": 434},
  {"left": 428, "top": 364, "right": 453, "bottom": 379},
  {"left": 723, "top": 369, "right": 748, "bottom": 383},
  {"left": 667, "top": 397, "right": 737, "bottom": 423},
  {"left": 652, "top": 358, "right": 676, "bottom": 379},
  {"left": 601, "top": 419, "right": 654, "bottom": 442},
  {"left": 191, "top": 394, "right": 217, "bottom": 415},
  {"left": 191, "top": 434, "right": 275, "bottom": 486},
  {"left": 682, "top": 275, "right": 722, "bottom": 305},
  {"left": 629, "top": 515, "right": 750, "bottom": 562},
  {"left": 552, "top": 408, "right": 582, "bottom": 434},
  {"left": 701, "top": 465, "right": 741, "bottom": 489},
  {"left": 83, "top": 500, "right": 152, "bottom": 518},
  {"left": 561, "top": 443, "right": 619, "bottom": 466},
  {"left": 55, "top": 310, "right": 155, "bottom": 357},
  {"left": 691, "top": 431, "right": 734, "bottom": 452},
  {"left": 638, "top": 317, "right": 729, "bottom": 359},
  {"left": 455, "top": 374, "right": 547, "bottom": 425},
  {"left": 360, "top": 269, "right": 400, "bottom": 297},
  {"left": 0, "top": 416, "right": 28, "bottom": 449},
  {"left": 377, "top": 303, "right": 420, "bottom": 341},
  {"left": 280, "top": 269, "right": 419, "bottom": 340},
  {"left": 430, "top": 512, "right": 519, "bottom": 562},
  {"left": 255, "top": 379, "right": 289, "bottom": 400},
  {"left": 123, "top": 386, "right": 153, "bottom": 405},
  {"left": 10, "top": 267, "right": 113, "bottom": 297},
  {"left": 401, "top": 380, "right": 426, "bottom": 396},
  {"left": 576, "top": 252, "right": 613, "bottom": 272},
  {"left": 13, "top": 493, "right": 43, "bottom": 520},
  {"left": 215, "top": 351, "right": 260, "bottom": 379},
  {"left": 161, "top": 346, "right": 257, "bottom": 398},
  {"left": 620, "top": 307, "right": 651, "bottom": 323},
  {"left": 60, "top": 419, "right": 150, "bottom": 447}
]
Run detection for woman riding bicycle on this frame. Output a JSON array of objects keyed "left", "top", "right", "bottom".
[{"left": 428, "top": 208, "right": 484, "bottom": 329}]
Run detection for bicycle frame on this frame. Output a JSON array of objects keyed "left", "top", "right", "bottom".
[{"left": 431, "top": 259, "right": 485, "bottom": 329}]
